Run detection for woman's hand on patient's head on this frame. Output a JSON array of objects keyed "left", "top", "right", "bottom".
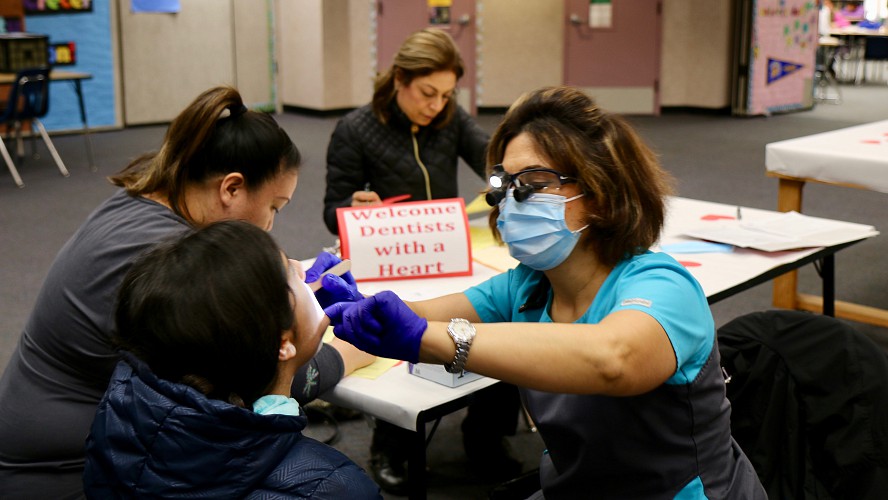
[{"left": 305, "top": 252, "right": 361, "bottom": 308}]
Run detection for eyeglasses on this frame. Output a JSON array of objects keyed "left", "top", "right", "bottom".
[{"left": 485, "top": 164, "right": 577, "bottom": 205}]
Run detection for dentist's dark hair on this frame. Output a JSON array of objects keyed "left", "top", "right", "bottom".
[{"left": 486, "top": 86, "right": 673, "bottom": 268}]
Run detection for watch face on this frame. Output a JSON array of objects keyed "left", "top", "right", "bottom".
[
  {"left": 451, "top": 324, "right": 471, "bottom": 342},
  {"left": 449, "top": 320, "right": 475, "bottom": 342}
]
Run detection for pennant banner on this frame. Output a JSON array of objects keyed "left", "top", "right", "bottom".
[{"left": 767, "top": 58, "right": 804, "bottom": 85}]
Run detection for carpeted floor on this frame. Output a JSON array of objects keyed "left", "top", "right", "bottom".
[{"left": 1, "top": 83, "right": 887, "bottom": 499}]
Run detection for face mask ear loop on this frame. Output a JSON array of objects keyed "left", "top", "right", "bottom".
[
  {"left": 567, "top": 193, "right": 588, "bottom": 234},
  {"left": 565, "top": 193, "right": 585, "bottom": 203}
]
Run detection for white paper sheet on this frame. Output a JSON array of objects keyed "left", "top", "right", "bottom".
[
  {"left": 656, "top": 197, "right": 878, "bottom": 298},
  {"left": 683, "top": 211, "right": 878, "bottom": 252}
]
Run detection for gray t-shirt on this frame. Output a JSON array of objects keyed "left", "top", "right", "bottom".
[{"left": 0, "top": 190, "right": 344, "bottom": 499}]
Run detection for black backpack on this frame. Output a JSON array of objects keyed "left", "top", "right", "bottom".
[{"left": 718, "top": 310, "right": 888, "bottom": 499}]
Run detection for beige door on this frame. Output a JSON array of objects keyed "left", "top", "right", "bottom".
[{"left": 563, "top": 0, "right": 662, "bottom": 114}]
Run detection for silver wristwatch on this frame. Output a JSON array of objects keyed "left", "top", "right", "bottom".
[{"left": 444, "top": 318, "right": 476, "bottom": 374}]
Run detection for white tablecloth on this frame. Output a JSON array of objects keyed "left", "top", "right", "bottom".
[
  {"left": 320, "top": 197, "right": 877, "bottom": 431},
  {"left": 765, "top": 120, "right": 888, "bottom": 193}
]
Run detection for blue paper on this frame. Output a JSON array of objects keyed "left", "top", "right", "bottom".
[
  {"left": 661, "top": 242, "right": 734, "bottom": 254},
  {"left": 131, "top": 0, "right": 180, "bottom": 14}
]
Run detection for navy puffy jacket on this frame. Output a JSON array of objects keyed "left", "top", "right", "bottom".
[{"left": 84, "top": 357, "right": 381, "bottom": 499}]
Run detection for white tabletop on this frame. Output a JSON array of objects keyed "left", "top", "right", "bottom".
[
  {"left": 829, "top": 26, "right": 888, "bottom": 37},
  {"left": 765, "top": 119, "right": 888, "bottom": 193},
  {"left": 321, "top": 361, "right": 499, "bottom": 431},
  {"left": 656, "top": 197, "right": 875, "bottom": 298},
  {"left": 320, "top": 196, "right": 876, "bottom": 431},
  {"left": 320, "top": 261, "right": 502, "bottom": 431}
]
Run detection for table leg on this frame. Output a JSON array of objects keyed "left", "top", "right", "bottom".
[
  {"left": 407, "top": 423, "right": 428, "bottom": 500},
  {"left": 773, "top": 177, "right": 888, "bottom": 326},
  {"left": 815, "top": 44, "right": 843, "bottom": 103},
  {"left": 71, "top": 80, "right": 96, "bottom": 171},
  {"left": 853, "top": 38, "right": 866, "bottom": 85},
  {"left": 772, "top": 178, "right": 805, "bottom": 309},
  {"left": 821, "top": 255, "right": 835, "bottom": 317}
]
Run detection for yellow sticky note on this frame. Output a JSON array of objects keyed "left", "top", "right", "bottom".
[
  {"left": 470, "top": 226, "right": 497, "bottom": 250},
  {"left": 465, "top": 194, "right": 491, "bottom": 216},
  {"left": 323, "top": 326, "right": 401, "bottom": 380},
  {"left": 350, "top": 358, "right": 403, "bottom": 379}
]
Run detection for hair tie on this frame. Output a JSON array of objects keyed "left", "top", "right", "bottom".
[{"left": 219, "top": 104, "right": 248, "bottom": 120}]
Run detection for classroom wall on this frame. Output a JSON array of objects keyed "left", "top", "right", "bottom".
[
  {"left": 277, "top": 0, "right": 734, "bottom": 112},
  {"left": 25, "top": 0, "right": 120, "bottom": 132},
  {"left": 275, "top": 0, "right": 569, "bottom": 110},
  {"left": 277, "top": 0, "right": 323, "bottom": 109},
  {"left": 660, "top": 0, "right": 733, "bottom": 108},
  {"left": 31, "top": 0, "right": 736, "bottom": 130},
  {"left": 276, "top": 0, "right": 373, "bottom": 111},
  {"left": 118, "top": 0, "right": 273, "bottom": 125},
  {"left": 234, "top": 0, "right": 275, "bottom": 111},
  {"left": 479, "top": 0, "right": 565, "bottom": 108}
]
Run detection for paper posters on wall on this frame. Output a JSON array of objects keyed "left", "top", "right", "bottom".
[
  {"left": 131, "top": 0, "right": 180, "bottom": 14},
  {"left": 25, "top": 0, "right": 92, "bottom": 14},
  {"left": 746, "top": 0, "right": 817, "bottom": 115},
  {"left": 589, "top": 0, "right": 612, "bottom": 29},
  {"left": 428, "top": 0, "right": 452, "bottom": 25},
  {"left": 49, "top": 42, "right": 76, "bottom": 66},
  {"left": 336, "top": 198, "right": 473, "bottom": 282}
]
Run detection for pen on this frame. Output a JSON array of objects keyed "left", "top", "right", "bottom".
[{"left": 356, "top": 183, "right": 372, "bottom": 205}]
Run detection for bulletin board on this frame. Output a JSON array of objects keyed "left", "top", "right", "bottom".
[
  {"left": 26, "top": 0, "right": 117, "bottom": 131},
  {"left": 24, "top": 0, "right": 93, "bottom": 14},
  {"left": 734, "top": 0, "right": 818, "bottom": 116}
]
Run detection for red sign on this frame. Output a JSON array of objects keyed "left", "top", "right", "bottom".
[{"left": 336, "top": 198, "right": 472, "bottom": 282}]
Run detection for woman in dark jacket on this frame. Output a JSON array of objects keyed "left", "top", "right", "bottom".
[
  {"left": 83, "top": 221, "right": 380, "bottom": 499},
  {"left": 322, "top": 28, "right": 522, "bottom": 494},
  {"left": 323, "top": 28, "right": 489, "bottom": 234}
]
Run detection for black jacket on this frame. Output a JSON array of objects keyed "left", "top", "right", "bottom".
[
  {"left": 323, "top": 102, "right": 489, "bottom": 234},
  {"left": 718, "top": 310, "right": 888, "bottom": 499}
]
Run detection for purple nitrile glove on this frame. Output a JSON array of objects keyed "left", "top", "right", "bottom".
[
  {"left": 324, "top": 291, "right": 427, "bottom": 363},
  {"left": 317, "top": 274, "right": 363, "bottom": 308},
  {"left": 305, "top": 251, "right": 360, "bottom": 308}
]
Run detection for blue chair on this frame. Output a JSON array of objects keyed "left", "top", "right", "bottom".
[{"left": 0, "top": 66, "right": 69, "bottom": 188}]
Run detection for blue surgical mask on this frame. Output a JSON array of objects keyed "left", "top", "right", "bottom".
[{"left": 496, "top": 190, "right": 588, "bottom": 271}]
